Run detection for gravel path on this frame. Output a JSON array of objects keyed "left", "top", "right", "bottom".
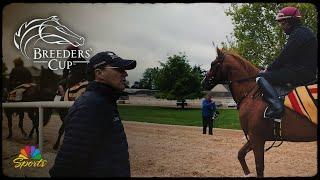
[{"left": 2, "top": 114, "right": 317, "bottom": 177}]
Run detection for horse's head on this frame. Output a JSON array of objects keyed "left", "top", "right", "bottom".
[
  {"left": 202, "top": 48, "right": 229, "bottom": 90},
  {"left": 202, "top": 47, "right": 260, "bottom": 91},
  {"left": 40, "top": 66, "right": 60, "bottom": 100},
  {"left": 38, "top": 16, "right": 85, "bottom": 47}
]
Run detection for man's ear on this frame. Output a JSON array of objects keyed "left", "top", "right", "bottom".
[{"left": 94, "top": 69, "right": 102, "bottom": 78}]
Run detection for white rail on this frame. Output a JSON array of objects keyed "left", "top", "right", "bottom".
[{"left": 2, "top": 101, "right": 74, "bottom": 152}]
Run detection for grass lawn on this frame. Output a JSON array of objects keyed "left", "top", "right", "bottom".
[{"left": 118, "top": 105, "right": 241, "bottom": 130}]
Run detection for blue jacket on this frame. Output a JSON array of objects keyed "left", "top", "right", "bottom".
[
  {"left": 202, "top": 99, "right": 216, "bottom": 117},
  {"left": 267, "top": 24, "right": 317, "bottom": 83},
  {"left": 49, "top": 81, "right": 130, "bottom": 177}
]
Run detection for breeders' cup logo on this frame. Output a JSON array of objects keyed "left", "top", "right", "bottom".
[{"left": 14, "top": 16, "right": 91, "bottom": 70}]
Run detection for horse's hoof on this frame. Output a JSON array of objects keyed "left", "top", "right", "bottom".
[{"left": 244, "top": 173, "right": 253, "bottom": 177}]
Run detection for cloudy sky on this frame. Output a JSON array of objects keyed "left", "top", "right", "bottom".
[{"left": 3, "top": 3, "right": 234, "bottom": 85}]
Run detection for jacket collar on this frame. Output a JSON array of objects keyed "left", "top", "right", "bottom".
[
  {"left": 287, "top": 23, "right": 302, "bottom": 35},
  {"left": 86, "top": 81, "right": 121, "bottom": 102}
]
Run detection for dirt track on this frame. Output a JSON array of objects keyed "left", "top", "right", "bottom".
[{"left": 2, "top": 114, "right": 317, "bottom": 177}]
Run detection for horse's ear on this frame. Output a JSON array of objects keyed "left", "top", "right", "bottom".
[{"left": 216, "top": 47, "right": 223, "bottom": 57}]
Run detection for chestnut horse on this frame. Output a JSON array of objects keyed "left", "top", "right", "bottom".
[{"left": 202, "top": 48, "right": 317, "bottom": 177}]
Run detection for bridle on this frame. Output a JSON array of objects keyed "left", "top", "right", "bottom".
[{"left": 206, "top": 53, "right": 257, "bottom": 108}]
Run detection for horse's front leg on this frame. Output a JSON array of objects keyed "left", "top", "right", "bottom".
[
  {"left": 250, "top": 135, "right": 266, "bottom": 177},
  {"left": 5, "top": 110, "right": 13, "bottom": 139},
  {"left": 18, "top": 111, "right": 28, "bottom": 137},
  {"left": 33, "top": 111, "right": 40, "bottom": 145},
  {"left": 27, "top": 111, "right": 36, "bottom": 139},
  {"left": 238, "top": 140, "right": 252, "bottom": 176},
  {"left": 53, "top": 122, "right": 65, "bottom": 150}
]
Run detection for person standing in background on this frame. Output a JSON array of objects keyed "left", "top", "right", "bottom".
[{"left": 201, "top": 94, "right": 216, "bottom": 135}]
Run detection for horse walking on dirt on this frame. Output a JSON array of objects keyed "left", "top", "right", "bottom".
[
  {"left": 4, "top": 67, "right": 60, "bottom": 144},
  {"left": 202, "top": 48, "right": 317, "bottom": 177}
]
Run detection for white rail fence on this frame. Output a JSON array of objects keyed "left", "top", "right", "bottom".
[{"left": 2, "top": 101, "right": 74, "bottom": 152}]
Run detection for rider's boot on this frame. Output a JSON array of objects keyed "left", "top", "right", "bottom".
[{"left": 256, "top": 77, "right": 284, "bottom": 120}]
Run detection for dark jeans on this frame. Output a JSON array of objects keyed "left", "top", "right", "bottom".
[{"left": 202, "top": 116, "right": 213, "bottom": 135}]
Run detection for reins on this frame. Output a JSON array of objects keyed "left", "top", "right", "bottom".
[{"left": 225, "top": 76, "right": 257, "bottom": 108}]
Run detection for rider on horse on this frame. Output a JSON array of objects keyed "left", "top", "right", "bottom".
[
  {"left": 9, "top": 57, "right": 33, "bottom": 90},
  {"left": 256, "top": 6, "right": 318, "bottom": 120}
]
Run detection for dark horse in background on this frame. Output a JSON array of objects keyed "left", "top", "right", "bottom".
[
  {"left": 202, "top": 48, "right": 317, "bottom": 177},
  {"left": 4, "top": 67, "right": 60, "bottom": 144},
  {"left": 53, "top": 62, "right": 88, "bottom": 150}
]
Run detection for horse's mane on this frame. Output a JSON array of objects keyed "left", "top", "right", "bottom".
[{"left": 224, "top": 50, "right": 260, "bottom": 76}]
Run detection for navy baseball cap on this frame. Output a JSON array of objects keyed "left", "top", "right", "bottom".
[{"left": 87, "top": 51, "right": 137, "bottom": 71}]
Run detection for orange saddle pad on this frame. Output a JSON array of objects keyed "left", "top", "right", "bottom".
[
  {"left": 284, "top": 84, "right": 317, "bottom": 124},
  {"left": 64, "top": 81, "right": 89, "bottom": 101},
  {"left": 8, "top": 83, "right": 36, "bottom": 101}
]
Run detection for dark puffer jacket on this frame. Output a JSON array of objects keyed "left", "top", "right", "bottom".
[
  {"left": 49, "top": 81, "right": 130, "bottom": 177},
  {"left": 267, "top": 24, "right": 317, "bottom": 84}
]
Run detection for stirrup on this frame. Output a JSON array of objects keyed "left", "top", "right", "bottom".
[
  {"left": 263, "top": 106, "right": 272, "bottom": 118},
  {"left": 263, "top": 106, "right": 282, "bottom": 122}
]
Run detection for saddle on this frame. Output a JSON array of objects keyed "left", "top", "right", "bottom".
[
  {"left": 8, "top": 83, "right": 36, "bottom": 101},
  {"left": 64, "top": 81, "right": 89, "bottom": 101},
  {"left": 284, "top": 84, "right": 317, "bottom": 124}
]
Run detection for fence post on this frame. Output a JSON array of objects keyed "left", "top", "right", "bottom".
[
  {"left": 38, "top": 106, "right": 43, "bottom": 152},
  {"left": 3, "top": 101, "right": 74, "bottom": 153}
]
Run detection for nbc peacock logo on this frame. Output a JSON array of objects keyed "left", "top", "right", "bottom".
[{"left": 12, "top": 145, "right": 47, "bottom": 169}]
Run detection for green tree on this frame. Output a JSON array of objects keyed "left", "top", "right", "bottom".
[
  {"left": 223, "top": 3, "right": 317, "bottom": 68},
  {"left": 155, "top": 53, "right": 204, "bottom": 109},
  {"left": 192, "top": 65, "right": 206, "bottom": 82},
  {"left": 139, "top": 67, "right": 159, "bottom": 89}
]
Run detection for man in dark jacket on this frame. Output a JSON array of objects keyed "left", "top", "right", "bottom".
[
  {"left": 201, "top": 94, "right": 216, "bottom": 135},
  {"left": 256, "top": 6, "right": 317, "bottom": 120},
  {"left": 9, "top": 57, "right": 33, "bottom": 90},
  {"left": 49, "top": 51, "right": 136, "bottom": 177}
]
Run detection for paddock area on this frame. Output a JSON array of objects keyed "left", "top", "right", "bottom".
[{"left": 2, "top": 114, "right": 317, "bottom": 177}]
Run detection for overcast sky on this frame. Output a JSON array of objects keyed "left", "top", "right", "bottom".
[{"left": 3, "top": 3, "right": 234, "bottom": 85}]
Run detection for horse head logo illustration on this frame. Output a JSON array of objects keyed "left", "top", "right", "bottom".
[{"left": 14, "top": 16, "right": 85, "bottom": 59}]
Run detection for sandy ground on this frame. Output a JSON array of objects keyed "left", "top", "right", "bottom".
[{"left": 2, "top": 113, "right": 317, "bottom": 177}]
